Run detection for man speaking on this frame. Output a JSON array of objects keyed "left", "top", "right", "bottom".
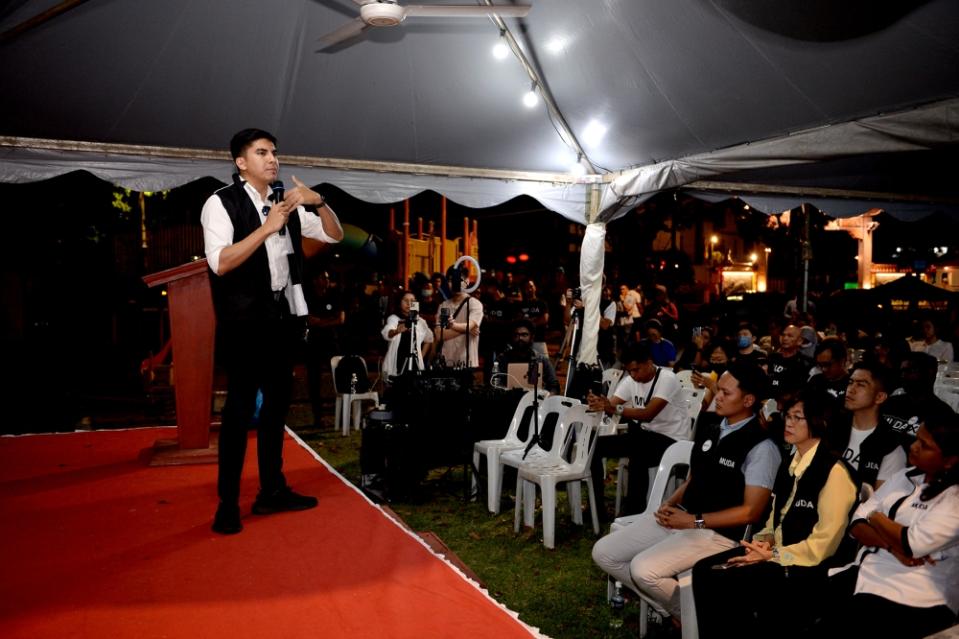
[{"left": 201, "top": 128, "right": 344, "bottom": 534}]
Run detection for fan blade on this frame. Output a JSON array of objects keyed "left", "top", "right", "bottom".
[
  {"left": 318, "top": 18, "right": 371, "bottom": 47},
  {"left": 404, "top": 4, "right": 531, "bottom": 18}
]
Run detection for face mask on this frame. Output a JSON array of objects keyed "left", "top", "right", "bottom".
[
  {"left": 421, "top": 290, "right": 432, "bottom": 299},
  {"left": 709, "top": 364, "right": 727, "bottom": 376},
  {"left": 737, "top": 336, "right": 752, "bottom": 349}
]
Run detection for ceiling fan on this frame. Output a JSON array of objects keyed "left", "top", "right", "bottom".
[{"left": 319, "top": 0, "right": 531, "bottom": 48}]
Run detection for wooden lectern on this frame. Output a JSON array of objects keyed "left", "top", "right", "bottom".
[{"left": 142, "top": 259, "right": 218, "bottom": 465}]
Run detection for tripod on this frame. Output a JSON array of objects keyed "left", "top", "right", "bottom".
[
  {"left": 521, "top": 358, "right": 542, "bottom": 460},
  {"left": 398, "top": 315, "right": 420, "bottom": 376},
  {"left": 555, "top": 309, "right": 582, "bottom": 396}
]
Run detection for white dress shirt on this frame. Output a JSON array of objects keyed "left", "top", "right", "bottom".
[{"left": 201, "top": 180, "right": 339, "bottom": 316}]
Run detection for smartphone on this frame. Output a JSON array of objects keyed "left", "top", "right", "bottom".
[
  {"left": 589, "top": 380, "right": 604, "bottom": 397},
  {"left": 692, "top": 326, "right": 703, "bottom": 338}
]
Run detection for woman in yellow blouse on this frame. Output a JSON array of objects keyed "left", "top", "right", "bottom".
[{"left": 691, "top": 389, "right": 858, "bottom": 639}]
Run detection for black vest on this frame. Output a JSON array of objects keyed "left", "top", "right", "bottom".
[
  {"left": 207, "top": 175, "right": 305, "bottom": 323},
  {"left": 829, "top": 417, "right": 904, "bottom": 489},
  {"left": 682, "top": 414, "right": 770, "bottom": 541},
  {"left": 773, "top": 444, "right": 850, "bottom": 547}
]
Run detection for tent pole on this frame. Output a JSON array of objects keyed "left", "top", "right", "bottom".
[
  {"left": 801, "top": 203, "right": 811, "bottom": 313},
  {"left": 403, "top": 200, "right": 411, "bottom": 287},
  {"left": 441, "top": 198, "right": 448, "bottom": 272}
]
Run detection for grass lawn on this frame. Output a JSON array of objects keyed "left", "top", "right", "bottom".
[{"left": 292, "top": 418, "right": 652, "bottom": 639}]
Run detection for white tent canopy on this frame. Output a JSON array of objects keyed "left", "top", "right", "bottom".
[{"left": 3, "top": 0, "right": 959, "bottom": 362}]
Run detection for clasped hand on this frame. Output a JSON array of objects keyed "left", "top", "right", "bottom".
[
  {"left": 586, "top": 391, "right": 608, "bottom": 413},
  {"left": 653, "top": 503, "right": 694, "bottom": 529},
  {"left": 728, "top": 539, "right": 774, "bottom": 565}
]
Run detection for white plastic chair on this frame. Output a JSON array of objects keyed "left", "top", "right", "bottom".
[
  {"left": 496, "top": 395, "right": 581, "bottom": 523},
  {"left": 609, "top": 440, "right": 695, "bottom": 639},
  {"left": 684, "top": 387, "right": 706, "bottom": 437},
  {"left": 513, "top": 405, "right": 601, "bottom": 548},
  {"left": 472, "top": 389, "right": 547, "bottom": 513},
  {"left": 674, "top": 369, "right": 694, "bottom": 390},
  {"left": 331, "top": 356, "right": 379, "bottom": 436},
  {"left": 603, "top": 368, "right": 624, "bottom": 398}
]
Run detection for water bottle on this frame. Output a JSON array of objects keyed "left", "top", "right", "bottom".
[
  {"left": 609, "top": 581, "right": 625, "bottom": 629},
  {"left": 350, "top": 372, "right": 358, "bottom": 395}
]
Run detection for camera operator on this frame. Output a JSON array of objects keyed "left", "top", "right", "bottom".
[
  {"left": 562, "top": 282, "right": 617, "bottom": 367},
  {"left": 382, "top": 291, "right": 433, "bottom": 379},
  {"left": 434, "top": 264, "right": 483, "bottom": 368},
  {"left": 497, "top": 319, "right": 560, "bottom": 393}
]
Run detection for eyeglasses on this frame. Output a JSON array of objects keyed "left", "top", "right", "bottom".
[{"left": 784, "top": 412, "right": 806, "bottom": 422}]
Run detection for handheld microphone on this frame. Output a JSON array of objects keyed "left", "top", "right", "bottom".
[{"left": 269, "top": 180, "right": 286, "bottom": 236}]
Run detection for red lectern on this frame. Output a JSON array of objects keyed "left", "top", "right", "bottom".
[{"left": 142, "top": 259, "right": 218, "bottom": 465}]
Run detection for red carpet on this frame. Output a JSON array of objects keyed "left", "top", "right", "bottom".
[{"left": 0, "top": 428, "right": 544, "bottom": 639}]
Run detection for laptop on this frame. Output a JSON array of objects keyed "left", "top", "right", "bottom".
[{"left": 505, "top": 362, "right": 545, "bottom": 390}]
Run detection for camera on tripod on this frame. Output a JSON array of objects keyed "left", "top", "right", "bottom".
[{"left": 404, "top": 300, "right": 420, "bottom": 328}]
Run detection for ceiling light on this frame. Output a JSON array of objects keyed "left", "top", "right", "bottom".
[
  {"left": 582, "top": 119, "right": 608, "bottom": 147},
  {"left": 545, "top": 36, "right": 567, "bottom": 54},
  {"left": 492, "top": 33, "right": 510, "bottom": 60},
  {"left": 522, "top": 84, "right": 539, "bottom": 108}
]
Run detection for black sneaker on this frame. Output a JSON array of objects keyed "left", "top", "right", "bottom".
[
  {"left": 211, "top": 502, "right": 243, "bottom": 535},
  {"left": 251, "top": 487, "right": 318, "bottom": 515}
]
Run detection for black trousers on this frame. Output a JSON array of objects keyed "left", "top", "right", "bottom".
[
  {"left": 693, "top": 546, "right": 828, "bottom": 639},
  {"left": 810, "top": 575, "right": 956, "bottom": 639},
  {"left": 590, "top": 426, "right": 677, "bottom": 520},
  {"left": 217, "top": 306, "right": 303, "bottom": 505}
]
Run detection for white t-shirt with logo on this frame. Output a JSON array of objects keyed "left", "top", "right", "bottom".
[
  {"left": 613, "top": 367, "right": 689, "bottom": 440},
  {"left": 842, "top": 426, "right": 907, "bottom": 483}
]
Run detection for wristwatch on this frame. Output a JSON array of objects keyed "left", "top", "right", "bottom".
[
  {"left": 694, "top": 515, "right": 706, "bottom": 529},
  {"left": 614, "top": 404, "right": 625, "bottom": 417}
]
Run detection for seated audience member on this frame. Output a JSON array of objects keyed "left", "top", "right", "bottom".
[
  {"left": 640, "top": 318, "right": 677, "bottom": 367},
  {"left": 675, "top": 325, "right": 713, "bottom": 372},
  {"left": 591, "top": 362, "right": 780, "bottom": 623},
  {"left": 829, "top": 361, "right": 907, "bottom": 490},
  {"left": 767, "top": 324, "right": 813, "bottom": 397},
  {"left": 733, "top": 321, "right": 767, "bottom": 367},
  {"left": 807, "top": 337, "right": 850, "bottom": 420},
  {"left": 867, "top": 333, "right": 911, "bottom": 376},
  {"left": 916, "top": 318, "right": 954, "bottom": 363},
  {"left": 883, "top": 351, "right": 943, "bottom": 441},
  {"left": 799, "top": 323, "right": 819, "bottom": 360},
  {"left": 587, "top": 342, "right": 688, "bottom": 517},
  {"left": 693, "top": 390, "right": 858, "bottom": 639},
  {"left": 381, "top": 292, "right": 433, "bottom": 379},
  {"left": 811, "top": 401, "right": 959, "bottom": 639},
  {"left": 690, "top": 341, "right": 733, "bottom": 410},
  {"left": 496, "top": 319, "right": 559, "bottom": 394}
]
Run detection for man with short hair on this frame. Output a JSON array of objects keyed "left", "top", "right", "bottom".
[
  {"left": 587, "top": 343, "right": 689, "bottom": 517},
  {"left": 807, "top": 336, "right": 850, "bottom": 418},
  {"left": 201, "top": 128, "right": 344, "bottom": 534},
  {"left": 882, "top": 351, "right": 942, "bottom": 441},
  {"left": 592, "top": 362, "right": 780, "bottom": 622},
  {"left": 767, "top": 324, "right": 812, "bottom": 397},
  {"left": 829, "top": 362, "right": 906, "bottom": 489},
  {"left": 733, "top": 321, "right": 767, "bottom": 367},
  {"left": 497, "top": 319, "right": 559, "bottom": 394}
]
